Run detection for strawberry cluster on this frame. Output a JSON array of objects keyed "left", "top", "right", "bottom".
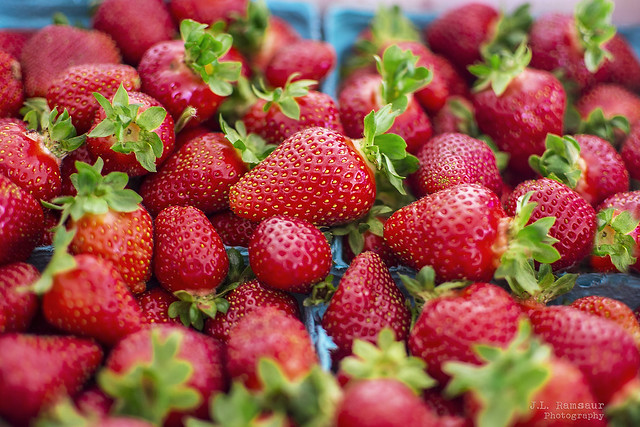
[{"left": 1, "top": 0, "right": 640, "bottom": 425}]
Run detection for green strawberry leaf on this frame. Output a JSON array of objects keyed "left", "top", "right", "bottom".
[
  {"left": 328, "top": 205, "right": 393, "bottom": 258},
  {"left": 220, "top": 116, "right": 276, "bottom": 168},
  {"left": 528, "top": 134, "right": 582, "bottom": 188},
  {"left": 168, "top": 290, "right": 228, "bottom": 331},
  {"left": 592, "top": 208, "right": 640, "bottom": 272},
  {"left": 470, "top": 41, "right": 531, "bottom": 96},
  {"left": 21, "top": 97, "right": 51, "bottom": 131},
  {"left": 481, "top": 4, "right": 533, "bottom": 58},
  {"left": 28, "top": 227, "right": 77, "bottom": 295},
  {"left": 374, "top": 44, "right": 432, "bottom": 107},
  {"left": 575, "top": 0, "right": 616, "bottom": 72},
  {"left": 577, "top": 108, "right": 630, "bottom": 146},
  {"left": 252, "top": 75, "right": 316, "bottom": 120},
  {"left": 226, "top": 0, "right": 270, "bottom": 60}
]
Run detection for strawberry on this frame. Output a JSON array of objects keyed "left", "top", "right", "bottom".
[
  {"left": 621, "top": 121, "right": 640, "bottom": 181},
  {"left": 528, "top": 0, "right": 614, "bottom": 93},
  {"left": 139, "top": 131, "right": 249, "bottom": 217},
  {"left": 249, "top": 215, "right": 332, "bottom": 294},
  {"left": 86, "top": 85, "right": 175, "bottom": 176},
  {"left": 0, "top": 49, "right": 24, "bottom": 118},
  {"left": 230, "top": 105, "right": 418, "bottom": 226},
  {"left": 264, "top": 39, "right": 336, "bottom": 88},
  {"left": 0, "top": 333, "right": 103, "bottom": 427},
  {"left": 170, "top": 0, "right": 248, "bottom": 25},
  {"left": 0, "top": 262, "right": 39, "bottom": 333},
  {"left": 601, "top": 33, "right": 640, "bottom": 91},
  {"left": 92, "top": 0, "right": 175, "bottom": 65},
  {"left": 204, "top": 278, "right": 301, "bottom": 342},
  {"left": 571, "top": 295, "right": 640, "bottom": 347},
  {"left": 154, "top": 205, "right": 229, "bottom": 295},
  {"left": 73, "top": 385, "right": 114, "bottom": 419},
  {"left": 137, "top": 20, "right": 242, "bottom": 126},
  {"left": 0, "top": 105, "right": 85, "bottom": 202},
  {"left": 19, "top": 24, "right": 121, "bottom": 97},
  {"left": 226, "top": 307, "right": 318, "bottom": 390},
  {"left": 207, "top": 209, "right": 259, "bottom": 247},
  {"left": 529, "top": 305, "right": 640, "bottom": 404},
  {"left": 46, "top": 158, "right": 154, "bottom": 293},
  {"left": 98, "top": 324, "right": 227, "bottom": 426},
  {"left": 59, "top": 142, "right": 94, "bottom": 197},
  {"left": 46, "top": 63, "right": 141, "bottom": 134},
  {"left": 0, "top": 29, "right": 34, "bottom": 60},
  {"left": 407, "top": 132, "right": 503, "bottom": 198},
  {"left": 0, "top": 173, "right": 44, "bottom": 266},
  {"left": 136, "top": 287, "right": 182, "bottom": 326},
  {"left": 505, "top": 177, "right": 598, "bottom": 271},
  {"left": 320, "top": 251, "right": 411, "bottom": 362}
]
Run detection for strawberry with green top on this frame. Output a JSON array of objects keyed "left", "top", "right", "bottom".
[
  {"left": 170, "top": 0, "right": 248, "bottom": 26},
  {"left": 138, "top": 19, "right": 243, "bottom": 127},
  {"left": 44, "top": 158, "right": 154, "bottom": 294}
]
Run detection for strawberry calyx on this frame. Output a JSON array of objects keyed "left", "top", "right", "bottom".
[
  {"left": 577, "top": 107, "right": 630, "bottom": 146},
  {"left": 339, "top": 328, "right": 437, "bottom": 394},
  {"left": 303, "top": 275, "right": 337, "bottom": 307},
  {"left": 529, "top": 133, "right": 583, "bottom": 188},
  {"left": 329, "top": 204, "right": 393, "bottom": 258},
  {"left": 443, "top": 320, "right": 553, "bottom": 427},
  {"left": 28, "top": 227, "right": 77, "bottom": 295},
  {"left": 252, "top": 75, "right": 316, "bottom": 120},
  {"left": 89, "top": 84, "right": 167, "bottom": 173},
  {"left": 605, "top": 377, "right": 640, "bottom": 426},
  {"left": 220, "top": 116, "right": 276, "bottom": 168},
  {"left": 97, "top": 328, "right": 201, "bottom": 425},
  {"left": 35, "top": 398, "right": 96, "bottom": 427},
  {"left": 592, "top": 208, "right": 639, "bottom": 272},
  {"left": 574, "top": 0, "right": 616, "bottom": 72},
  {"left": 481, "top": 4, "right": 533, "bottom": 58},
  {"left": 469, "top": 40, "right": 531, "bottom": 96},
  {"left": 226, "top": 0, "right": 270, "bottom": 62},
  {"left": 181, "top": 19, "right": 242, "bottom": 97}
]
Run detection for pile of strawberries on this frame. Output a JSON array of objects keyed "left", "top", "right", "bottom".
[{"left": 2, "top": 0, "right": 640, "bottom": 425}]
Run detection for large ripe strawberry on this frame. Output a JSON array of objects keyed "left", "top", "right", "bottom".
[
  {"left": 98, "top": 324, "right": 227, "bottom": 427},
  {"left": 226, "top": 307, "right": 318, "bottom": 390},
  {"left": 46, "top": 158, "right": 154, "bottom": 293},
  {"left": 0, "top": 262, "right": 39, "bottom": 333},
  {"left": 92, "top": 0, "right": 175, "bottom": 65},
  {"left": 265, "top": 39, "right": 336, "bottom": 88},
  {"left": 0, "top": 333, "right": 103, "bottom": 427},
  {"left": 86, "top": 85, "right": 175, "bottom": 176},
  {"left": 46, "top": 63, "right": 141, "bottom": 134},
  {"left": 321, "top": 251, "right": 411, "bottom": 362},
  {"left": 249, "top": 215, "right": 332, "bottom": 294},
  {"left": 571, "top": 295, "right": 640, "bottom": 347},
  {"left": 138, "top": 20, "right": 243, "bottom": 126},
  {"left": 0, "top": 49, "right": 23, "bottom": 118},
  {"left": 19, "top": 24, "right": 121, "bottom": 97},
  {"left": 230, "top": 105, "right": 418, "bottom": 226},
  {"left": 204, "top": 278, "right": 301, "bottom": 342},
  {"left": 0, "top": 173, "right": 44, "bottom": 266},
  {"left": 154, "top": 205, "right": 229, "bottom": 295},
  {"left": 407, "top": 132, "right": 503, "bottom": 198}
]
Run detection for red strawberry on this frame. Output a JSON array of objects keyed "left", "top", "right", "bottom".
[
  {"left": 204, "top": 278, "right": 301, "bottom": 342},
  {"left": 0, "top": 49, "right": 23, "bottom": 118},
  {"left": 0, "top": 334, "right": 103, "bottom": 427},
  {"left": 86, "top": 86, "right": 175, "bottom": 176},
  {"left": 0, "top": 29, "right": 34, "bottom": 59},
  {"left": 136, "top": 287, "right": 182, "bottom": 326},
  {"left": 338, "top": 213, "right": 401, "bottom": 268},
  {"left": 601, "top": 33, "right": 640, "bottom": 91},
  {"left": 571, "top": 295, "right": 640, "bottom": 347},
  {"left": 265, "top": 39, "right": 336, "bottom": 88},
  {"left": 249, "top": 215, "right": 332, "bottom": 294},
  {"left": 226, "top": 307, "right": 318, "bottom": 390},
  {"left": 207, "top": 209, "right": 258, "bottom": 247},
  {"left": 0, "top": 262, "right": 39, "bottom": 333},
  {"left": 59, "top": 143, "right": 94, "bottom": 197},
  {"left": 74, "top": 385, "right": 114, "bottom": 419},
  {"left": 92, "top": 0, "right": 175, "bottom": 65},
  {"left": 139, "top": 131, "right": 248, "bottom": 217},
  {"left": 621, "top": 120, "right": 640, "bottom": 181},
  {"left": 154, "top": 205, "right": 229, "bottom": 295},
  {"left": 0, "top": 173, "right": 44, "bottom": 266},
  {"left": 98, "top": 324, "right": 227, "bottom": 426},
  {"left": 170, "top": 0, "right": 248, "bottom": 25},
  {"left": 321, "top": 251, "right": 411, "bottom": 362},
  {"left": 408, "top": 132, "right": 503, "bottom": 198},
  {"left": 20, "top": 24, "right": 121, "bottom": 97},
  {"left": 249, "top": 15, "right": 301, "bottom": 73},
  {"left": 46, "top": 63, "right": 141, "bottom": 134}
]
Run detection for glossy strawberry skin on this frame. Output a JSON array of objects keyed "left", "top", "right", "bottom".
[
  {"left": 249, "top": 215, "right": 332, "bottom": 294},
  {"left": 385, "top": 183, "right": 508, "bottom": 282},
  {"left": 0, "top": 173, "right": 44, "bottom": 266},
  {"left": 47, "top": 63, "right": 141, "bottom": 134},
  {"left": 505, "top": 178, "right": 597, "bottom": 271},
  {"left": 207, "top": 210, "right": 259, "bottom": 247},
  {"left": 408, "top": 132, "right": 503, "bottom": 198},
  {"left": 321, "top": 251, "right": 411, "bottom": 362},
  {"left": 136, "top": 287, "right": 182, "bottom": 326},
  {"left": 69, "top": 205, "right": 154, "bottom": 294},
  {"left": 571, "top": 295, "right": 640, "bottom": 348},
  {"left": 0, "top": 49, "right": 24, "bottom": 118},
  {"left": 86, "top": 91, "right": 176, "bottom": 177},
  {"left": 0, "top": 262, "right": 39, "bottom": 333},
  {"left": 265, "top": 39, "right": 336, "bottom": 88},
  {"left": 140, "top": 132, "right": 247, "bottom": 217},
  {"left": 229, "top": 126, "right": 376, "bottom": 227},
  {"left": 621, "top": 121, "right": 640, "bottom": 181},
  {"left": 409, "top": 282, "right": 522, "bottom": 383},
  {"left": 472, "top": 68, "right": 566, "bottom": 177},
  {"left": 153, "top": 205, "right": 229, "bottom": 296},
  {"left": 42, "top": 254, "right": 145, "bottom": 346},
  {"left": 204, "top": 279, "right": 301, "bottom": 343},
  {"left": 601, "top": 34, "right": 640, "bottom": 91},
  {"left": 0, "top": 334, "right": 103, "bottom": 427}
]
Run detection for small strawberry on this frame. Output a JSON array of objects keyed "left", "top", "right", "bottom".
[
  {"left": 0, "top": 262, "right": 39, "bottom": 333},
  {"left": 571, "top": 295, "right": 640, "bottom": 348},
  {"left": 0, "top": 173, "right": 44, "bottom": 266},
  {"left": 46, "top": 63, "right": 141, "bottom": 134},
  {"left": 0, "top": 49, "right": 24, "bottom": 118},
  {"left": 226, "top": 307, "right": 318, "bottom": 390},
  {"left": 136, "top": 287, "right": 182, "bottom": 326},
  {"left": 265, "top": 39, "right": 336, "bottom": 88},
  {"left": 321, "top": 251, "right": 411, "bottom": 362},
  {"left": 207, "top": 209, "right": 259, "bottom": 247},
  {"left": 0, "top": 333, "right": 103, "bottom": 427},
  {"left": 154, "top": 205, "right": 229, "bottom": 296},
  {"left": 92, "top": 0, "right": 176, "bottom": 65},
  {"left": 204, "top": 278, "right": 301, "bottom": 342},
  {"left": 98, "top": 324, "right": 227, "bottom": 426},
  {"left": 19, "top": 24, "right": 121, "bottom": 97}
]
